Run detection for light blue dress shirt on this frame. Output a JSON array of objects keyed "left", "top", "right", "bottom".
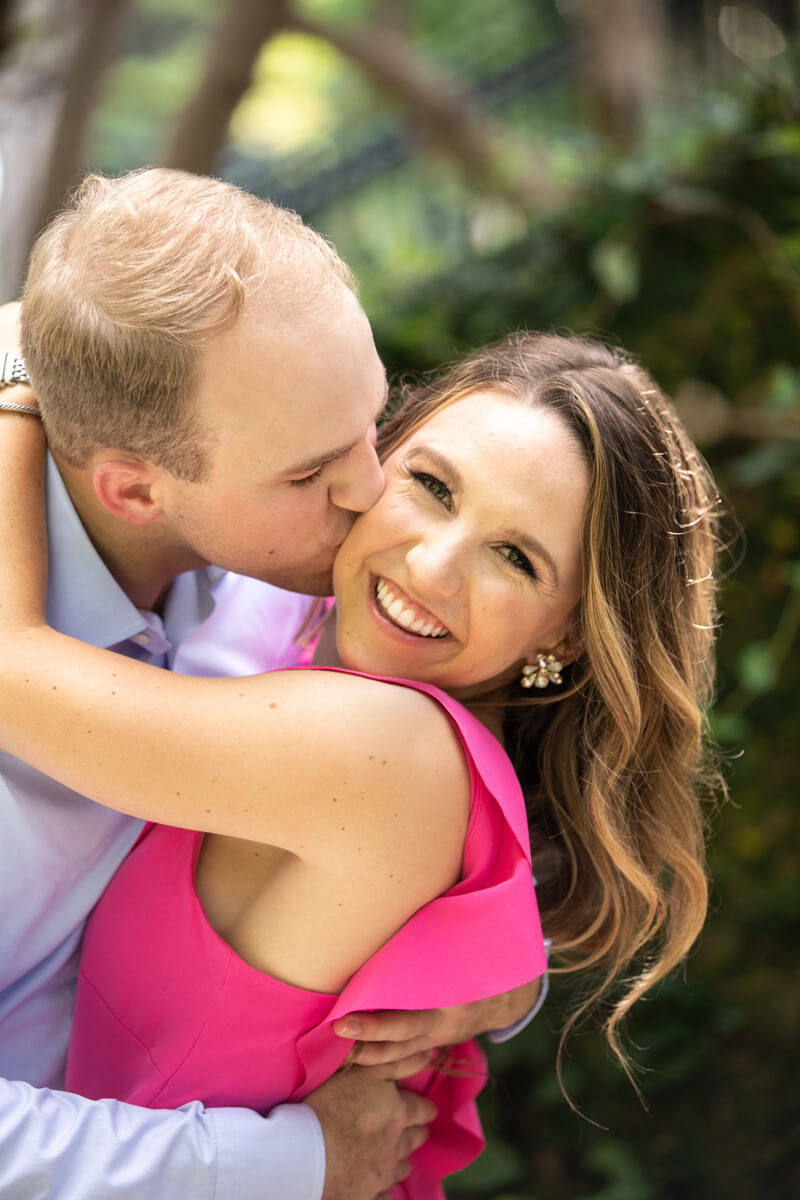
[{"left": 0, "top": 456, "right": 325, "bottom": 1200}]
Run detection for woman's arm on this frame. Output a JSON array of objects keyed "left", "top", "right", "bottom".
[
  {"left": 0, "top": 411, "right": 467, "bottom": 875},
  {"left": 0, "top": 300, "right": 467, "bottom": 877},
  {"left": 1, "top": 617, "right": 464, "bottom": 860},
  {"left": 0, "top": 412, "right": 47, "bottom": 631}
]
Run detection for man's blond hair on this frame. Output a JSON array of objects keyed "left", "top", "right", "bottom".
[{"left": 21, "top": 168, "right": 357, "bottom": 481}]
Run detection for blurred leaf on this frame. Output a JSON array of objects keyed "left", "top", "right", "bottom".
[
  {"left": 709, "top": 709, "right": 750, "bottom": 743},
  {"left": 747, "top": 123, "right": 800, "bottom": 157},
  {"left": 737, "top": 642, "right": 779, "bottom": 694},
  {"left": 589, "top": 236, "right": 640, "bottom": 302},
  {"left": 783, "top": 560, "right": 800, "bottom": 589},
  {"left": 767, "top": 364, "right": 800, "bottom": 412}
]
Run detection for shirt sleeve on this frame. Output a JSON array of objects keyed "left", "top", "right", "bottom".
[
  {"left": 486, "top": 970, "right": 549, "bottom": 1044},
  {"left": 0, "top": 1077, "right": 325, "bottom": 1200},
  {"left": 486, "top": 932, "right": 551, "bottom": 1044}
]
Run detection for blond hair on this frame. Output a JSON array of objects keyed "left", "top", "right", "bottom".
[
  {"left": 21, "top": 169, "right": 357, "bottom": 480},
  {"left": 379, "top": 332, "right": 724, "bottom": 1088}
]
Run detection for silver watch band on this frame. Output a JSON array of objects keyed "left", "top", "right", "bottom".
[{"left": 0, "top": 352, "right": 30, "bottom": 388}]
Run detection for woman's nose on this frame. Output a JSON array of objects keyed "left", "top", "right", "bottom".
[{"left": 406, "top": 533, "right": 463, "bottom": 598}]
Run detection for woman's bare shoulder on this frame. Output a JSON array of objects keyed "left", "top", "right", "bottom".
[
  {"left": 249, "top": 668, "right": 471, "bottom": 862},
  {"left": 284, "top": 668, "right": 469, "bottom": 798}
]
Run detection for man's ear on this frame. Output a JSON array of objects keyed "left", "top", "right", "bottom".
[{"left": 92, "top": 459, "right": 166, "bottom": 526}]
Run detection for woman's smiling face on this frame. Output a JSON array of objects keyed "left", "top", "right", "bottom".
[{"left": 332, "top": 390, "right": 590, "bottom": 695}]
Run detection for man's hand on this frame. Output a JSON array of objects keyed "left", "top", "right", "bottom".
[
  {"left": 305, "top": 1066, "right": 437, "bottom": 1200},
  {"left": 332, "top": 979, "right": 543, "bottom": 1073}
]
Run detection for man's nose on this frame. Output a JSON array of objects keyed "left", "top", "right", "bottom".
[{"left": 328, "top": 435, "right": 385, "bottom": 514}]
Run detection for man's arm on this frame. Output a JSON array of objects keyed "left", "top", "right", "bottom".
[
  {"left": 0, "top": 1077, "right": 322, "bottom": 1200},
  {"left": 0, "top": 1069, "right": 434, "bottom": 1200}
]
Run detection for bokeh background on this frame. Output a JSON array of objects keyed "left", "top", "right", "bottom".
[{"left": 1, "top": 1, "right": 798, "bottom": 1196}]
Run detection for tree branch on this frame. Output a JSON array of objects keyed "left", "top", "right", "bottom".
[
  {"left": 287, "top": 9, "right": 558, "bottom": 210},
  {"left": 0, "top": 0, "right": 128, "bottom": 300},
  {"left": 165, "top": 0, "right": 290, "bottom": 176}
]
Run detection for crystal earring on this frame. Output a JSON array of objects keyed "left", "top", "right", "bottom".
[{"left": 521, "top": 653, "right": 564, "bottom": 689}]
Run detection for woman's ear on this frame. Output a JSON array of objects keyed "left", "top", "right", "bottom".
[
  {"left": 554, "top": 633, "right": 583, "bottom": 667},
  {"left": 92, "top": 458, "right": 165, "bottom": 526}
]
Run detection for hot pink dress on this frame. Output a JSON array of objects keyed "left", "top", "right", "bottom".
[{"left": 65, "top": 672, "right": 546, "bottom": 1199}]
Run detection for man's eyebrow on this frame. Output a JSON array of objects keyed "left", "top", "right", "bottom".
[
  {"left": 281, "top": 441, "right": 359, "bottom": 478},
  {"left": 410, "top": 444, "right": 560, "bottom": 587},
  {"left": 281, "top": 376, "right": 389, "bottom": 479}
]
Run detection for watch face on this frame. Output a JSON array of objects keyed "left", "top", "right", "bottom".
[{"left": 0, "top": 352, "right": 29, "bottom": 387}]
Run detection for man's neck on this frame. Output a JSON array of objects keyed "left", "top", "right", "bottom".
[{"left": 53, "top": 454, "right": 205, "bottom": 612}]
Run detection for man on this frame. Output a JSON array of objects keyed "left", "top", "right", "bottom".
[{"left": 0, "top": 168, "right": 541, "bottom": 1200}]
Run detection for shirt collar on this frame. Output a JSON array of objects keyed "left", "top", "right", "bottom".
[{"left": 45, "top": 453, "right": 219, "bottom": 649}]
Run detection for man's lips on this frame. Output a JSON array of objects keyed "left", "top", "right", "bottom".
[{"left": 374, "top": 576, "right": 450, "bottom": 638}]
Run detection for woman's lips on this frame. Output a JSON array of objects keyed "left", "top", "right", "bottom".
[{"left": 374, "top": 576, "right": 450, "bottom": 638}]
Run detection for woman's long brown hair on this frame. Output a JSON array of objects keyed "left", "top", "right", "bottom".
[{"left": 378, "top": 333, "right": 724, "bottom": 1092}]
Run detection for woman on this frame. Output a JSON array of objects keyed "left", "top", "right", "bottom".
[{"left": 0, "top": 332, "right": 722, "bottom": 1197}]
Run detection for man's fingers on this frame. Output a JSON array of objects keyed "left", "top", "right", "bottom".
[
  {"left": 391, "top": 1157, "right": 414, "bottom": 1185},
  {"left": 350, "top": 1044, "right": 434, "bottom": 1075},
  {"left": 400, "top": 1091, "right": 437, "bottom": 1128},
  {"left": 400, "top": 1122, "right": 432, "bottom": 1157}
]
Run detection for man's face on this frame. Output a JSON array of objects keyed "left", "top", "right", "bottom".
[{"left": 160, "top": 290, "right": 388, "bottom": 594}]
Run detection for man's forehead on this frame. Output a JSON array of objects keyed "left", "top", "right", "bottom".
[
  {"left": 277, "top": 373, "right": 388, "bottom": 478},
  {"left": 194, "top": 291, "right": 387, "bottom": 473}
]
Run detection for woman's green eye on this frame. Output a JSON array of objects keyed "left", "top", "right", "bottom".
[
  {"left": 498, "top": 544, "right": 537, "bottom": 579},
  {"left": 412, "top": 471, "right": 452, "bottom": 507}
]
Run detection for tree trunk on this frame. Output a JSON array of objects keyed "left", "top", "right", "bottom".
[
  {"left": 165, "top": 0, "right": 289, "bottom": 176},
  {"left": 0, "top": 0, "right": 128, "bottom": 301},
  {"left": 575, "top": 0, "right": 668, "bottom": 146}
]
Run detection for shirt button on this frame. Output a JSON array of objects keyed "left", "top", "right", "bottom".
[{"left": 133, "top": 632, "right": 150, "bottom": 646}]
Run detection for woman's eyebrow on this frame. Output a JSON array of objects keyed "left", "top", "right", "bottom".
[{"left": 409, "top": 445, "right": 463, "bottom": 489}]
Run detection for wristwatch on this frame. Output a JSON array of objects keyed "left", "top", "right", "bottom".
[{"left": 0, "top": 352, "right": 30, "bottom": 387}]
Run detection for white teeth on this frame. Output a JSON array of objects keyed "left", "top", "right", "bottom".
[{"left": 373, "top": 577, "right": 449, "bottom": 639}]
